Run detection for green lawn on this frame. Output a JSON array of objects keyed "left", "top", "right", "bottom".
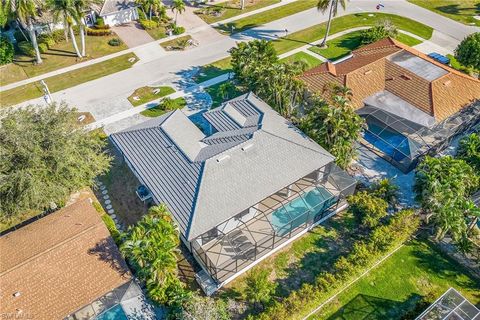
[
  {"left": 0, "top": 53, "right": 137, "bottom": 107},
  {"left": 160, "top": 35, "right": 193, "bottom": 51},
  {"left": 145, "top": 25, "right": 167, "bottom": 40},
  {"left": 195, "top": 0, "right": 280, "bottom": 24},
  {"left": 140, "top": 97, "right": 187, "bottom": 117},
  {"left": 194, "top": 57, "right": 233, "bottom": 83},
  {"left": 128, "top": 86, "right": 175, "bottom": 106},
  {"left": 272, "top": 13, "right": 433, "bottom": 55},
  {"left": 205, "top": 81, "right": 244, "bottom": 108},
  {"left": 281, "top": 51, "right": 323, "bottom": 69},
  {"left": 310, "top": 240, "right": 480, "bottom": 320},
  {"left": 308, "top": 30, "right": 423, "bottom": 61},
  {"left": 1, "top": 34, "right": 127, "bottom": 86},
  {"left": 216, "top": 0, "right": 318, "bottom": 34},
  {"left": 408, "top": 0, "right": 480, "bottom": 27}
]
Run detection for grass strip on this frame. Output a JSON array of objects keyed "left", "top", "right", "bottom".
[
  {"left": 195, "top": 0, "right": 281, "bottom": 24},
  {"left": 407, "top": 0, "right": 480, "bottom": 27},
  {"left": 0, "top": 53, "right": 137, "bottom": 107},
  {"left": 194, "top": 57, "right": 233, "bottom": 83},
  {"left": 160, "top": 35, "right": 193, "bottom": 51},
  {"left": 280, "top": 51, "right": 323, "bottom": 69},
  {"left": 216, "top": 0, "right": 318, "bottom": 34},
  {"left": 128, "top": 86, "right": 175, "bottom": 107},
  {"left": 140, "top": 97, "right": 187, "bottom": 117}
]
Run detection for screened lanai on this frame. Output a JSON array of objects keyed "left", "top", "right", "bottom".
[
  {"left": 357, "top": 101, "right": 480, "bottom": 172},
  {"left": 416, "top": 288, "right": 480, "bottom": 320},
  {"left": 191, "top": 163, "right": 356, "bottom": 284}
]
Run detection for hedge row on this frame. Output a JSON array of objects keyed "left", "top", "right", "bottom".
[
  {"left": 85, "top": 27, "right": 113, "bottom": 36},
  {"left": 253, "top": 209, "right": 420, "bottom": 320}
]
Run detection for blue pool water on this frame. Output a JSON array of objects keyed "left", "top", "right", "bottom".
[
  {"left": 363, "top": 122, "right": 411, "bottom": 162},
  {"left": 270, "top": 187, "right": 335, "bottom": 235},
  {"left": 96, "top": 305, "right": 128, "bottom": 320}
]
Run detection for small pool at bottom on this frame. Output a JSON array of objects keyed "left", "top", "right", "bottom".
[
  {"left": 270, "top": 187, "right": 336, "bottom": 236},
  {"left": 95, "top": 305, "right": 128, "bottom": 320},
  {"left": 363, "top": 122, "right": 413, "bottom": 162}
]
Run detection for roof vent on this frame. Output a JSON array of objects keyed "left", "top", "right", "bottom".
[
  {"left": 364, "top": 70, "right": 372, "bottom": 75},
  {"left": 443, "top": 80, "right": 451, "bottom": 86},
  {"left": 400, "top": 74, "right": 412, "bottom": 80},
  {"left": 241, "top": 143, "right": 254, "bottom": 152},
  {"left": 13, "top": 291, "right": 21, "bottom": 297},
  {"left": 216, "top": 155, "right": 230, "bottom": 163}
]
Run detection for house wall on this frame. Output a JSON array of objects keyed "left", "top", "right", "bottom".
[
  {"left": 102, "top": 8, "right": 138, "bottom": 26},
  {"left": 431, "top": 74, "right": 480, "bottom": 121},
  {"left": 345, "top": 59, "right": 386, "bottom": 109},
  {"left": 385, "top": 60, "right": 433, "bottom": 115}
]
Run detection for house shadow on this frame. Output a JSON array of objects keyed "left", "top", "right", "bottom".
[{"left": 327, "top": 293, "right": 422, "bottom": 320}]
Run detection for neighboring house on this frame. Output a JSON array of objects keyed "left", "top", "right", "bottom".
[
  {"left": 300, "top": 38, "right": 480, "bottom": 172},
  {"left": 415, "top": 287, "right": 480, "bottom": 320},
  {"left": 0, "top": 199, "right": 155, "bottom": 320},
  {"left": 110, "top": 92, "right": 357, "bottom": 294},
  {"left": 99, "top": 0, "right": 139, "bottom": 26}
]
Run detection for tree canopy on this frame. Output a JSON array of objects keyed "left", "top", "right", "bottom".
[
  {"left": 120, "top": 204, "right": 189, "bottom": 307},
  {"left": 457, "top": 133, "right": 480, "bottom": 172},
  {"left": 454, "top": 32, "right": 480, "bottom": 72},
  {"left": 0, "top": 103, "right": 110, "bottom": 220}
]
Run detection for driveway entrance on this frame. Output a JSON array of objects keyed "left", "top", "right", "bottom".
[{"left": 112, "top": 22, "right": 155, "bottom": 48}]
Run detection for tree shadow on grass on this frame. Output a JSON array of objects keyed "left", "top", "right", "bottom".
[
  {"left": 327, "top": 293, "right": 422, "bottom": 320},
  {"left": 436, "top": 3, "right": 480, "bottom": 16},
  {"left": 44, "top": 48, "right": 78, "bottom": 57}
]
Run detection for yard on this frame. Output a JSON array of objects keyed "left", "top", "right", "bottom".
[
  {"left": 310, "top": 240, "right": 480, "bottom": 319},
  {"left": 216, "top": 0, "right": 318, "bottom": 34},
  {"left": 160, "top": 35, "right": 194, "bottom": 51},
  {"left": 281, "top": 52, "right": 323, "bottom": 69},
  {"left": 127, "top": 86, "right": 175, "bottom": 106},
  {"left": 205, "top": 81, "right": 245, "bottom": 108},
  {"left": 0, "top": 53, "right": 137, "bottom": 107},
  {"left": 308, "top": 30, "right": 422, "bottom": 61},
  {"left": 1, "top": 34, "right": 127, "bottom": 86},
  {"left": 408, "top": 0, "right": 480, "bottom": 27},
  {"left": 195, "top": 0, "right": 280, "bottom": 24},
  {"left": 140, "top": 97, "right": 187, "bottom": 117},
  {"left": 221, "top": 212, "right": 359, "bottom": 309},
  {"left": 194, "top": 57, "right": 233, "bottom": 83}
]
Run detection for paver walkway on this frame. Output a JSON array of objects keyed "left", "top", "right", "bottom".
[{"left": 112, "top": 22, "right": 155, "bottom": 48}]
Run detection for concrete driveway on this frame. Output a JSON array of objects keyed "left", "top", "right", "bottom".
[{"left": 112, "top": 22, "right": 155, "bottom": 48}]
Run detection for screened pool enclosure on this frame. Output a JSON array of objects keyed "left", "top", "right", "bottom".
[
  {"left": 190, "top": 163, "right": 356, "bottom": 286},
  {"left": 358, "top": 102, "right": 480, "bottom": 172}
]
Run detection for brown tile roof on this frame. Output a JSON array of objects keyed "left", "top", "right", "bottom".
[
  {"left": 0, "top": 199, "right": 131, "bottom": 320},
  {"left": 299, "top": 37, "right": 480, "bottom": 122}
]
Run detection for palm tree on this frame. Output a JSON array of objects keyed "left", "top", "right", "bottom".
[
  {"left": 47, "top": 0, "right": 82, "bottom": 58},
  {"left": 73, "top": 0, "right": 98, "bottom": 57},
  {"left": 5, "top": 0, "right": 43, "bottom": 63},
  {"left": 240, "top": 0, "right": 245, "bottom": 10},
  {"left": 170, "top": 0, "right": 185, "bottom": 25},
  {"left": 218, "top": 81, "right": 234, "bottom": 100},
  {"left": 317, "top": 0, "right": 347, "bottom": 47},
  {"left": 121, "top": 204, "right": 184, "bottom": 304}
]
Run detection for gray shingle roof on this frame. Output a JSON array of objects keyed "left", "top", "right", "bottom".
[
  {"left": 110, "top": 93, "right": 334, "bottom": 240},
  {"left": 100, "top": 0, "right": 137, "bottom": 16}
]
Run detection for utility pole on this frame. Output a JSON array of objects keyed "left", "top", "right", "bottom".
[{"left": 40, "top": 80, "right": 52, "bottom": 104}]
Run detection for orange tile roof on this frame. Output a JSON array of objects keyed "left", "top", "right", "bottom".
[
  {"left": 0, "top": 199, "right": 131, "bottom": 320},
  {"left": 299, "top": 38, "right": 480, "bottom": 122}
]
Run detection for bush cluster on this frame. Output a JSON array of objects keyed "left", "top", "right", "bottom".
[
  {"left": 361, "top": 20, "right": 398, "bottom": 44},
  {"left": 38, "top": 34, "right": 56, "bottom": 48},
  {"left": 172, "top": 25, "right": 185, "bottom": 35},
  {"left": 17, "top": 41, "right": 35, "bottom": 57},
  {"left": 108, "top": 38, "right": 122, "bottom": 46},
  {"left": 85, "top": 27, "right": 112, "bottom": 36},
  {"left": 0, "top": 36, "right": 14, "bottom": 65},
  {"left": 254, "top": 209, "right": 420, "bottom": 320},
  {"left": 347, "top": 191, "right": 388, "bottom": 228},
  {"left": 139, "top": 19, "right": 158, "bottom": 30}
]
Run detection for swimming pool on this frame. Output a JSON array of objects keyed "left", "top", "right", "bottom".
[
  {"left": 363, "top": 121, "right": 412, "bottom": 162},
  {"left": 95, "top": 305, "right": 128, "bottom": 320},
  {"left": 270, "top": 187, "right": 335, "bottom": 236}
]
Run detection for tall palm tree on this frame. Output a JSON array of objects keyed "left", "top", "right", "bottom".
[
  {"left": 5, "top": 0, "right": 43, "bottom": 63},
  {"left": 47, "top": 0, "right": 82, "bottom": 57},
  {"left": 170, "top": 0, "right": 185, "bottom": 25},
  {"left": 317, "top": 0, "right": 347, "bottom": 47},
  {"left": 240, "top": 0, "right": 245, "bottom": 10},
  {"left": 73, "top": 0, "right": 98, "bottom": 57}
]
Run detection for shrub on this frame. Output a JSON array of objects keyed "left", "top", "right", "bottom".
[
  {"left": 361, "top": 20, "right": 398, "bottom": 44},
  {"left": 38, "top": 42, "right": 48, "bottom": 54},
  {"left": 454, "top": 32, "right": 480, "bottom": 71},
  {"left": 101, "top": 213, "right": 122, "bottom": 245},
  {"left": 0, "top": 36, "right": 14, "bottom": 65},
  {"left": 95, "top": 17, "right": 105, "bottom": 27},
  {"left": 139, "top": 19, "right": 158, "bottom": 30},
  {"left": 370, "top": 178, "right": 399, "bottom": 207},
  {"left": 51, "top": 29, "right": 66, "bottom": 42},
  {"left": 85, "top": 27, "right": 112, "bottom": 36},
  {"left": 38, "top": 34, "right": 56, "bottom": 48},
  {"left": 172, "top": 25, "right": 185, "bottom": 35},
  {"left": 244, "top": 268, "right": 277, "bottom": 310},
  {"left": 347, "top": 191, "right": 388, "bottom": 228},
  {"left": 108, "top": 38, "right": 122, "bottom": 46},
  {"left": 17, "top": 41, "right": 35, "bottom": 57}
]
